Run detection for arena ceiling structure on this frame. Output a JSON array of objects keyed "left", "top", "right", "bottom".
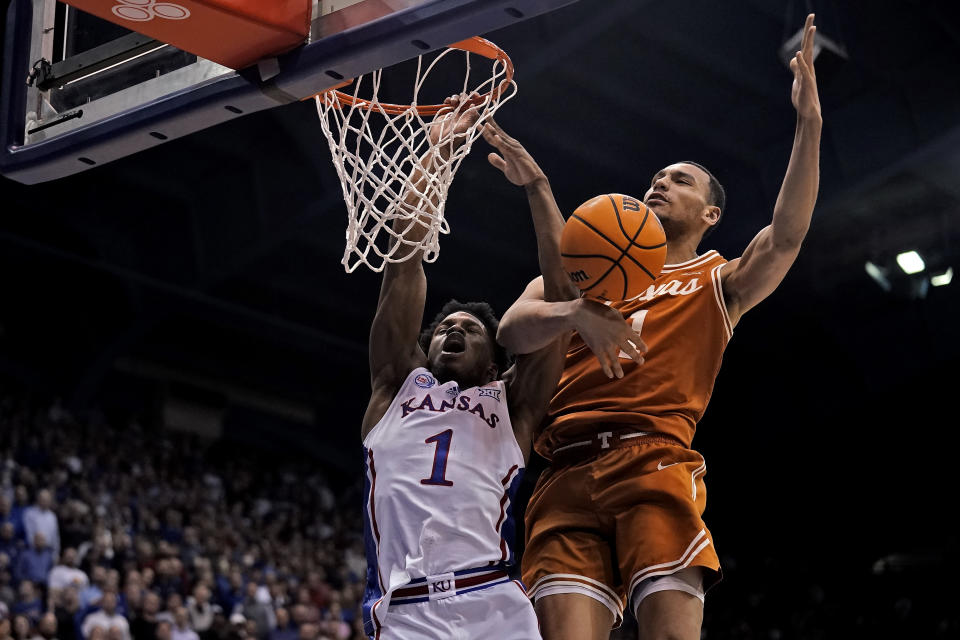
[{"left": 1, "top": 0, "right": 958, "bottom": 584}]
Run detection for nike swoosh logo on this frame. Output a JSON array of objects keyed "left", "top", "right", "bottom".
[{"left": 657, "top": 461, "right": 681, "bottom": 471}]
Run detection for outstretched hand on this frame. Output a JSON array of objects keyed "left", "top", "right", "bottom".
[
  {"left": 482, "top": 119, "right": 547, "bottom": 187},
  {"left": 572, "top": 299, "right": 646, "bottom": 379},
  {"left": 790, "top": 13, "right": 821, "bottom": 121}
]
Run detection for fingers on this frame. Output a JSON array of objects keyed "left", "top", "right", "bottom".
[
  {"left": 609, "top": 351, "right": 624, "bottom": 379},
  {"left": 795, "top": 49, "right": 815, "bottom": 82},
  {"left": 483, "top": 118, "right": 518, "bottom": 146},
  {"left": 481, "top": 123, "right": 503, "bottom": 148},
  {"left": 598, "top": 353, "right": 613, "bottom": 379},
  {"left": 801, "top": 14, "right": 815, "bottom": 62},
  {"left": 481, "top": 126, "right": 507, "bottom": 151},
  {"left": 484, "top": 117, "right": 503, "bottom": 137},
  {"left": 618, "top": 342, "right": 644, "bottom": 367},
  {"left": 487, "top": 152, "right": 506, "bottom": 172},
  {"left": 619, "top": 338, "right": 646, "bottom": 366}
]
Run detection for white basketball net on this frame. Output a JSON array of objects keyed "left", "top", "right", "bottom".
[{"left": 315, "top": 41, "right": 516, "bottom": 272}]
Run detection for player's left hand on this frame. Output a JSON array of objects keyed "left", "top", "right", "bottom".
[
  {"left": 482, "top": 119, "right": 547, "bottom": 188},
  {"left": 790, "top": 13, "right": 821, "bottom": 122}
]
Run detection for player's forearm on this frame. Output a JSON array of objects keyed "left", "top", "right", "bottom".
[
  {"left": 525, "top": 178, "right": 578, "bottom": 302},
  {"left": 498, "top": 298, "right": 580, "bottom": 355},
  {"left": 390, "top": 144, "right": 456, "bottom": 264},
  {"left": 770, "top": 115, "right": 821, "bottom": 248}
]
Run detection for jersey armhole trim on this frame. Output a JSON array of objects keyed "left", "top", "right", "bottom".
[
  {"left": 710, "top": 263, "right": 734, "bottom": 340},
  {"left": 362, "top": 367, "right": 424, "bottom": 446}
]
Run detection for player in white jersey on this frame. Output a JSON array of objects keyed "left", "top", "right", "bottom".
[{"left": 358, "top": 103, "right": 613, "bottom": 639}]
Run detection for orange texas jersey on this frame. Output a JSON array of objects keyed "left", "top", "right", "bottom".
[{"left": 537, "top": 250, "right": 734, "bottom": 458}]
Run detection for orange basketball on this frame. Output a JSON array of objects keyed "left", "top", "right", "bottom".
[{"left": 560, "top": 194, "right": 667, "bottom": 301}]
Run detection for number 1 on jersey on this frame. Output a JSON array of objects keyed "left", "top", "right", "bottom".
[
  {"left": 421, "top": 429, "right": 454, "bottom": 487},
  {"left": 619, "top": 310, "right": 648, "bottom": 360}
]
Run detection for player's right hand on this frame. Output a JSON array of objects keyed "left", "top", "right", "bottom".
[
  {"left": 571, "top": 298, "right": 646, "bottom": 378},
  {"left": 482, "top": 119, "right": 547, "bottom": 188}
]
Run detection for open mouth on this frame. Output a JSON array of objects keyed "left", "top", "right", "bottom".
[
  {"left": 646, "top": 193, "right": 669, "bottom": 205},
  {"left": 441, "top": 333, "right": 466, "bottom": 354}
]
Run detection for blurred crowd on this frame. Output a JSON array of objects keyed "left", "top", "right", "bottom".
[
  {"left": 2, "top": 385, "right": 955, "bottom": 640},
  {"left": 0, "top": 391, "right": 367, "bottom": 640}
]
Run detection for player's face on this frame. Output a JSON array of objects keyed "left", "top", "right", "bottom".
[
  {"left": 426, "top": 312, "right": 497, "bottom": 387},
  {"left": 643, "top": 163, "right": 715, "bottom": 240}
]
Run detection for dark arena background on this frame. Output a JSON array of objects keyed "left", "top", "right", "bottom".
[{"left": 2, "top": 1, "right": 959, "bottom": 638}]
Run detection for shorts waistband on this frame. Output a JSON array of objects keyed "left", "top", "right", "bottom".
[
  {"left": 549, "top": 427, "right": 685, "bottom": 466},
  {"left": 390, "top": 567, "right": 510, "bottom": 605}
]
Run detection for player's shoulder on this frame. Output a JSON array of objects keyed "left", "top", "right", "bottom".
[{"left": 660, "top": 249, "right": 726, "bottom": 274}]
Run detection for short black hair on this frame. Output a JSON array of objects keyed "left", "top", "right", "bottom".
[
  {"left": 679, "top": 160, "right": 726, "bottom": 238},
  {"left": 419, "top": 300, "right": 509, "bottom": 376}
]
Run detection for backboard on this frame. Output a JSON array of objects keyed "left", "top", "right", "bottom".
[{"left": 1, "top": 0, "right": 577, "bottom": 184}]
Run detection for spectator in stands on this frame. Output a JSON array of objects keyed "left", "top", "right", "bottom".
[
  {"left": 1, "top": 396, "right": 372, "bottom": 640},
  {"left": 23, "top": 491, "right": 58, "bottom": 560},
  {"left": 154, "top": 622, "right": 170, "bottom": 640},
  {"left": 57, "top": 505, "right": 89, "bottom": 557},
  {"left": 120, "top": 585, "right": 141, "bottom": 624},
  {"left": 226, "top": 614, "right": 246, "bottom": 640},
  {"left": 294, "top": 624, "right": 315, "bottom": 640},
  {"left": 13, "top": 534, "right": 53, "bottom": 588},
  {"left": 110, "top": 536, "right": 135, "bottom": 577},
  {"left": 265, "top": 610, "right": 293, "bottom": 640},
  {"left": 11, "top": 582, "right": 42, "bottom": 624},
  {"left": 237, "top": 585, "right": 268, "bottom": 640},
  {"left": 137, "top": 572, "right": 154, "bottom": 598},
  {"left": 48, "top": 549, "right": 88, "bottom": 594},
  {"left": 216, "top": 573, "right": 241, "bottom": 618},
  {"left": 7, "top": 489, "right": 28, "bottom": 546},
  {"left": 0, "top": 525, "right": 19, "bottom": 567},
  {"left": 78, "top": 569, "right": 105, "bottom": 612},
  {"left": 0, "top": 552, "right": 15, "bottom": 606},
  {"left": 185, "top": 585, "right": 215, "bottom": 640},
  {"left": 10, "top": 615, "right": 30, "bottom": 640},
  {"left": 168, "top": 609, "right": 195, "bottom": 640},
  {"left": 35, "top": 612, "right": 57, "bottom": 640},
  {"left": 151, "top": 563, "right": 177, "bottom": 605},
  {"left": 0, "top": 609, "right": 11, "bottom": 640},
  {"left": 317, "top": 602, "right": 346, "bottom": 640},
  {"left": 158, "top": 595, "right": 180, "bottom": 626},
  {"left": 81, "top": 591, "right": 129, "bottom": 640},
  {"left": 0, "top": 500, "right": 20, "bottom": 550},
  {"left": 128, "top": 591, "right": 160, "bottom": 640},
  {"left": 52, "top": 587, "right": 81, "bottom": 640}
]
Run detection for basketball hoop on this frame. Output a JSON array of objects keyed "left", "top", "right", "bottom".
[{"left": 314, "top": 37, "right": 516, "bottom": 273}]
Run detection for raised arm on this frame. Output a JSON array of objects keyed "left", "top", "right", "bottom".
[
  {"left": 721, "top": 13, "right": 822, "bottom": 324},
  {"left": 482, "top": 119, "right": 576, "bottom": 301},
  {"left": 481, "top": 121, "right": 570, "bottom": 460},
  {"left": 484, "top": 123, "right": 646, "bottom": 379},
  {"left": 361, "top": 97, "right": 479, "bottom": 438}
]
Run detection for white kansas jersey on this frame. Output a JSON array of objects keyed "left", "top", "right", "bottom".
[{"left": 361, "top": 368, "right": 525, "bottom": 626}]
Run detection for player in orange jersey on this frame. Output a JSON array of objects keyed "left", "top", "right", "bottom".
[{"left": 491, "top": 13, "right": 822, "bottom": 640}]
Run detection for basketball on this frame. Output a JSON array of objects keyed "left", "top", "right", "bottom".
[{"left": 560, "top": 194, "right": 667, "bottom": 301}]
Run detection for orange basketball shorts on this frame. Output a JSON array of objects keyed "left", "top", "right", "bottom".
[{"left": 521, "top": 438, "right": 722, "bottom": 624}]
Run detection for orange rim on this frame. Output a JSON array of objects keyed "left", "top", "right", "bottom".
[{"left": 322, "top": 36, "right": 514, "bottom": 116}]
